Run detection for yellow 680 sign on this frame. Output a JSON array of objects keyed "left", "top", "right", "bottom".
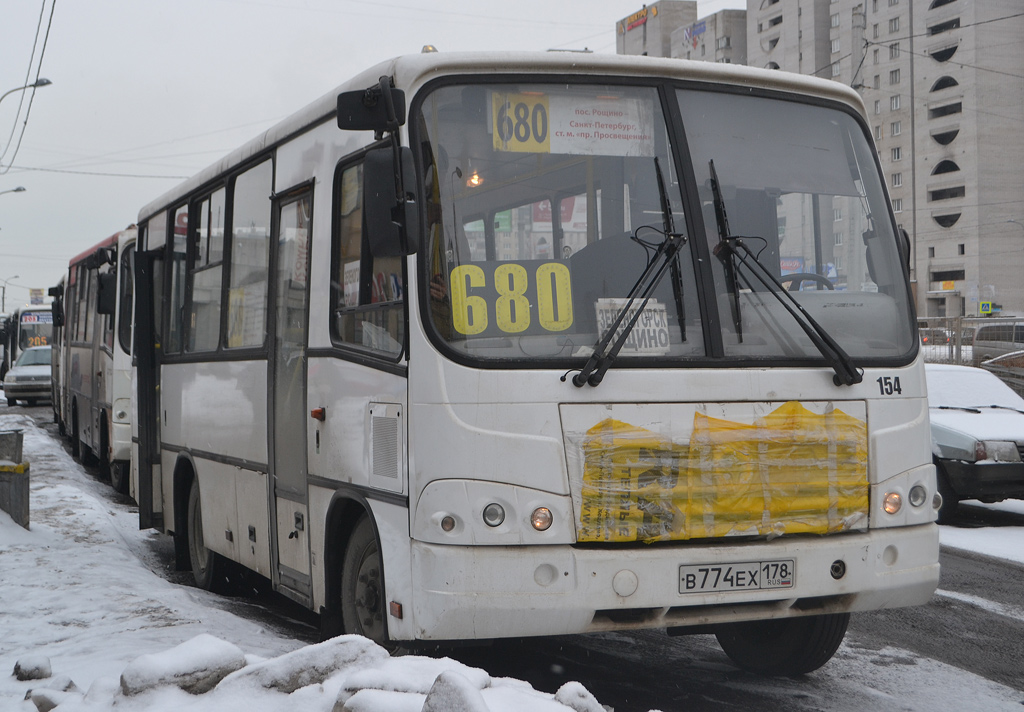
[{"left": 449, "top": 261, "right": 573, "bottom": 336}]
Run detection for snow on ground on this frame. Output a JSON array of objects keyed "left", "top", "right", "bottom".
[
  {"left": 939, "top": 499, "right": 1024, "bottom": 566},
  {"left": 4, "top": 406, "right": 1024, "bottom": 711}
]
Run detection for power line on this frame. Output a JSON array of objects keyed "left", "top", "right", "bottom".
[
  {"left": 0, "top": 0, "right": 47, "bottom": 165},
  {"left": 0, "top": 0, "right": 57, "bottom": 175},
  {"left": 8, "top": 165, "right": 190, "bottom": 179}
]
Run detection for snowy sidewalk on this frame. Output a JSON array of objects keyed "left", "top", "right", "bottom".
[{"left": 0, "top": 412, "right": 609, "bottom": 712}]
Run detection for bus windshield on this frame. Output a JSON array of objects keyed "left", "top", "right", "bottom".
[{"left": 415, "top": 80, "right": 914, "bottom": 366}]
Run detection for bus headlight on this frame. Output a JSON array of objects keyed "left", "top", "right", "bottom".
[
  {"left": 883, "top": 491, "right": 902, "bottom": 515},
  {"left": 482, "top": 503, "right": 505, "bottom": 527},
  {"left": 531, "top": 507, "right": 553, "bottom": 531}
]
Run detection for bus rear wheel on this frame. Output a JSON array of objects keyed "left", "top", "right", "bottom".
[
  {"left": 341, "top": 516, "right": 388, "bottom": 645},
  {"left": 187, "top": 479, "right": 220, "bottom": 591},
  {"left": 715, "top": 612, "right": 849, "bottom": 676}
]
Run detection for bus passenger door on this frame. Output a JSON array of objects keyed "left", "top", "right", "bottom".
[
  {"left": 269, "top": 188, "right": 313, "bottom": 604},
  {"left": 134, "top": 247, "right": 164, "bottom": 531}
]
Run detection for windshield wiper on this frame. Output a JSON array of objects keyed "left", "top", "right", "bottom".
[
  {"left": 569, "top": 157, "right": 687, "bottom": 388},
  {"left": 707, "top": 159, "right": 863, "bottom": 387},
  {"left": 971, "top": 404, "right": 1024, "bottom": 415},
  {"left": 933, "top": 405, "right": 982, "bottom": 414}
]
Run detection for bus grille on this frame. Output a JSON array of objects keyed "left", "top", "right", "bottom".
[{"left": 573, "top": 401, "right": 869, "bottom": 543}]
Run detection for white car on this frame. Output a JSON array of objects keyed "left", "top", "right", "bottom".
[
  {"left": 2, "top": 345, "right": 52, "bottom": 407},
  {"left": 926, "top": 363, "right": 1024, "bottom": 522}
]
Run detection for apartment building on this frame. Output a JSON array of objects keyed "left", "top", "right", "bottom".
[{"left": 619, "top": 0, "right": 1024, "bottom": 317}]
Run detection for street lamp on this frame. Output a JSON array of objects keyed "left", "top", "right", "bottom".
[
  {"left": 0, "top": 186, "right": 26, "bottom": 198},
  {"left": 0, "top": 78, "right": 52, "bottom": 110},
  {"left": 2, "top": 275, "right": 20, "bottom": 312}
]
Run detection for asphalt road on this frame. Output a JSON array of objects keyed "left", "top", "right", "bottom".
[{"left": 12, "top": 400, "right": 1024, "bottom": 712}]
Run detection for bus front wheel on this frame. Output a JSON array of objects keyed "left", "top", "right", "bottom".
[
  {"left": 715, "top": 612, "right": 849, "bottom": 676},
  {"left": 341, "top": 516, "right": 388, "bottom": 645},
  {"left": 186, "top": 479, "right": 220, "bottom": 591}
]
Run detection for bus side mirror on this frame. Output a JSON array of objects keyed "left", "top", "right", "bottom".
[
  {"left": 899, "top": 227, "right": 911, "bottom": 272},
  {"left": 51, "top": 298, "right": 65, "bottom": 328},
  {"left": 364, "top": 146, "right": 419, "bottom": 257},
  {"left": 97, "top": 272, "right": 117, "bottom": 316},
  {"left": 337, "top": 79, "right": 406, "bottom": 135}
]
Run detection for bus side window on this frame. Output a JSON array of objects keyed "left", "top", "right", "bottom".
[
  {"left": 186, "top": 188, "right": 226, "bottom": 353},
  {"left": 166, "top": 205, "right": 189, "bottom": 354},
  {"left": 226, "top": 159, "right": 272, "bottom": 349},
  {"left": 331, "top": 160, "right": 405, "bottom": 357}
]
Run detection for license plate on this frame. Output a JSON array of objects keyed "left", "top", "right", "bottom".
[{"left": 678, "top": 560, "right": 795, "bottom": 594}]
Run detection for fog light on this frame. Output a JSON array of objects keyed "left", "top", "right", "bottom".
[
  {"left": 909, "top": 484, "right": 927, "bottom": 508},
  {"left": 482, "top": 503, "right": 505, "bottom": 527},
  {"left": 440, "top": 515, "right": 456, "bottom": 532},
  {"left": 883, "top": 491, "right": 903, "bottom": 515},
  {"left": 531, "top": 507, "right": 553, "bottom": 531},
  {"left": 933, "top": 493, "right": 943, "bottom": 510}
]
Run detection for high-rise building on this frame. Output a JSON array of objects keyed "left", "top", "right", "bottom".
[
  {"left": 617, "top": 1, "right": 698, "bottom": 57},
  {"left": 671, "top": 10, "right": 748, "bottom": 64},
  {"left": 619, "top": 0, "right": 1024, "bottom": 317}
]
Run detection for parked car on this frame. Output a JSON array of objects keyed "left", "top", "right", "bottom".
[
  {"left": 2, "top": 345, "right": 52, "bottom": 407},
  {"left": 919, "top": 327, "right": 951, "bottom": 346},
  {"left": 971, "top": 321, "right": 1024, "bottom": 366},
  {"left": 926, "top": 363, "right": 1024, "bottom": 522}
]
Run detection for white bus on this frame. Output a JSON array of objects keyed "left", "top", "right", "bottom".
[
  {"left": 1, "top": 304, "right": 54, "bottom": 381},
  {"left": 52, "top": 228, "right": 137, "bottom": 493},
  {"left": 132, "top": 52, "right": 939, "bottom": 675}
]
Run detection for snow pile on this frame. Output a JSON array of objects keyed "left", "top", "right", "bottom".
[{"left": 11, "top": 632, "right": 605, "bottom": 712}]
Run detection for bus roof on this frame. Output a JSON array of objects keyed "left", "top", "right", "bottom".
[{"left": 138, "top": 51, "right": 868, "bottom": 222}]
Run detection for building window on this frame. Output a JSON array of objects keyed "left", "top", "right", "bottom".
[
  {"left": 873, "top": 48, "right": 879, "bottom": 64},
  {"left": 958, "top": 244, "right": 965, "bottom": 255},
  {"left": 929, "top": 18, "right": 961, "bottom": 35},
  {"left": 932, "top": 129, "right": 958, "bottom": 145},
  {"left": 892, "top": 146, "right": 902, "bottom": 161},
  {"left": 931, "top": 44, "right": 959, "bottom": 62},
  {"left": 875, "top": 125, "right": 883, "bottom": 140},
  {"left": 929, "top": 102, "right": 962, "bottom": 119},
  {"left": 891, "top": 94, "right": 901, "bottom": 110},
  {"left": 930, "top": 76, "right": 959, "bottom": 91},
  {"left": 892, "top": 198, "right": 903, "bottom": 212},
  {"left": 716, "top": 36, "right": 731, "bottom": 49},
  {"left": 890, "top": 68, "right": 901, "bottom": 84},
  {"left": 889, "top": 0, "right": 898, "bottom": 5},
  {"left": 873, "top": 74, "right": 880, "bottom": 89},
  {"left": 889, "top": 42, "right": 900, "bottom": 59},
  {"left": 932, "top": 160, "right": 961, "bottom": 175},
  {"left": 769, "top": 15, "right": 783, "bottom": 28},
  {"left": 874, "top": 100, "right": 881, "bottom": 114},
  {"left": 928, "top": 246, "right": 935, "bottom": 258},
  {"left": 834, "top": 231, "right": 844, "bottom": 246},
  {"left": 933, "top": 214, "right": 961, "bottom": 228},
  {"left": 929, "top": 0, "right": 956, "bottom": 8},
  {"left": 889, "top": 17, "right": 900, "bottom": 33},
  {"left": 831, "top": 38, "right": 841, "bottom": 53},
  {"left": 833, "top": 208, "right": 843, "bottom": 222},
  {"left": 891, "top": 120, "right": 902, "bottom": 135},
  {"left": 873, "top": 23, "right": 879, "bottom": 38},
  {"left": 929, "top": 186, "right": 966, "bottom": 201},
  {"left": 831, "top": 13, "right": 840, "bottom": 28},
  {"left": 892, "top": 172, "right": 902, "bottom": 187},
  {"left": 832, "top": 62, "right": 842, "bottom": 78}
]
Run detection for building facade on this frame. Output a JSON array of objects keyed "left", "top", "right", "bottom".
[
  {"left": 617, "top": 1, "right": 698, "bottom": 58},
  {"left": 620, "top": 0, "right": 1024, "bottom": 317}
]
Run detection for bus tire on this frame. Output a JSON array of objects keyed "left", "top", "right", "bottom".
[
  {"left": 187, "top": 478, "right": 220, "bottom": 591},
  {"left": 110, "top": 461, "right": 129, "bottom": 496},
  {"left": 99, "top": 420, "right": 111, "bottom": 483},
  {"left": 341, "top": 515, "right": 389, "bottom": 645},
  {"left": 715, "top": 612, "right": 849, "bottom": 676},
  {"left": 71, "top": 405, "right": 81, "bottom": 459}
]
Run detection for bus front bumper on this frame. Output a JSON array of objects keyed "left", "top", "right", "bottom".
[{"left": 404, "top": 523, "right": 939, "bottom": 641}]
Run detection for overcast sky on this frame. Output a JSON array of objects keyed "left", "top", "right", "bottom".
[{"left": 0, "top": 0, "right": 742, "bottom": 305}]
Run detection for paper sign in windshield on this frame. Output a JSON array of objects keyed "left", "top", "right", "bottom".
[
  {"left": 492, "top": 92, "right": 655, "bottom": 157},
  {"left": 595, "top": 298, "right": 670, "bottom": 355}
]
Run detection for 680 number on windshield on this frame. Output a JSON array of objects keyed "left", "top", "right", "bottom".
[{"left": 450, "top": 261, "right": 573, "bottom": 336}]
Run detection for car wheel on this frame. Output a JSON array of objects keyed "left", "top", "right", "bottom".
[
  {"left": 935, "top": 461, "right": 959, "bottom": 524},
  {"left": 187, "top": 479, "right": 220, "bottom": 591},
  {"left": 341, "top": 515, "right": 389, "bottom": 646},
  {"left": 716, "top": 613, "right": 850, "bottom": 676}
]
